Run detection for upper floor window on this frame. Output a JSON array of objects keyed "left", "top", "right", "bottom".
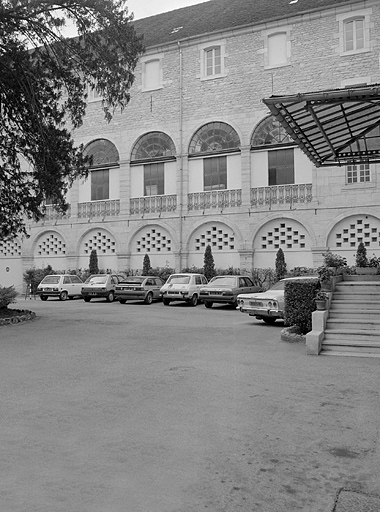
[
  {"left": 268, "top": 149, "right": 294, "bottom": 186},
  {"left": 198, "top": 40, "right": 227, "bottom": 80},
  {"left": 144, "top": 163, "right": 164, "bottom": 196},
  {"left": 141, "top": 54, "right": 163, "bottom": 92},
  {"left": 83, "top": 139, "right": 119, "bottom": 201},
  {"left": 251, "top": 116, "right": 294, "bottom": 147},
  {"left": 346, "top": 164, "right": 371, "bottom": 184},
  {"left": 337, "top": 9, "right": 371, "bottom": 55},
  {"left": 263, "top": 28, "right": 290, "bottom": 69},
  {"left": 204, "top": 156, "right": 227, "bottom": 191},
  {"left": 344, "top": 18, "right": 364, "bottom": 52}
]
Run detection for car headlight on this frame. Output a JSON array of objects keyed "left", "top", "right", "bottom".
[{"left": 238, "top": 299, "right": 244, "bottom": 306}]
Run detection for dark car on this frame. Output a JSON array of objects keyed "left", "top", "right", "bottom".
[
  {"left": 81, "top": 274, "right": 124, "bottom": 302},
  {"left": 200, "top": 275, "right": 261, "bottom": 308},
  {"left": 115, "top": 276, "right": 164, "bottom": 304}
]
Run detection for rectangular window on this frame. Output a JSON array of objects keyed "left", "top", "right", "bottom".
[
  {"left": 344, "top": 18, "right": 364, "bottom": 52},
  {"left": 205, "top": 47, "right": 221, "bottom": 76},
  {"left": 268, "top": 149, "right": 294, "bottom": 185},
  {"left": 346, "top": 164, "right": 370, "bottom": 184},
  {"left": 268, "top": 32, "right": 288, "bottom": 67},
  {"left": 204, "top": 156, "right": 227, "bottom": 191},
  {"left": 91, "top": 169, "right": 109, "bottom": 200},
  {"left": 144, "top": 163, "right": 164, "bottom": 196}
]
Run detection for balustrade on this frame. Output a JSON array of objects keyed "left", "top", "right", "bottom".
[
  {"left": 129, "top": 195, "right": 177, "bottom": 215},
  {"left": 188, "top": 189, "right": 242, "bottom": 211},
  {"left": 250, "top": 184, "right": 312, "bottom": 207},
  {"left": 78, "top": 200, "right": 120, "bottom": 218}
]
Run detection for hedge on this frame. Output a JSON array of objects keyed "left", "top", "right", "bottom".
[{"left": 284, "top": 278, "right": 320, "bottom": 334}]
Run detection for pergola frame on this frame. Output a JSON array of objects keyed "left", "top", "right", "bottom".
[{"left": 263, "top": 85, "right": 380, "bottom": 167}]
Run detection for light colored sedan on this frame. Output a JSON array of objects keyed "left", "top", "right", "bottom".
[
  {"left": 81, "top": 274, "right": 124, "bottom": 303},
  {"left": 36, "top": 274, "right": 84, "bottom": 301},
  {"left": 237, "top": 276, "right": 318, "bottom": 324},
  {"left": 115, "top": 276, "right": 164, "bottom": 304},
  {"left": 200, "top": 275, "right": 261, "bottom": 308}
]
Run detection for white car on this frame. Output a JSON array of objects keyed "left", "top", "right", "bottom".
[
  {"left": 160, "top": 273, "right": 208, "bottom": 306},
  {"left": 237, "top": 276, "right": 318, "bottom": 324},
  {"left": 36, "top": 274, "right": 84, "bottom": 301}
]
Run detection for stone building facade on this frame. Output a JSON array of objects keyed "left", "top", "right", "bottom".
[{"left": 1, "top": 0, "right": 380, "bottom": 292}]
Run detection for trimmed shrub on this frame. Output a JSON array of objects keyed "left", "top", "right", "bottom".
[
  {"left": 203, "top": 244, "right": 216, "bottom": 281},
  {"left": 142, "top": 254, "right": 152, "bottom": 275},
  {"left": 275, "top": 248, "right": 287, "bottom": 281},
  {"left": 89, "top": 249, "right": 99, "bottom": 274},
  {"left": 286, "top": 280, "right": 319, "bottom": 329},
  {"left": 284, "top": 279, "right": 320, "bottom": 334},
  {"left": 355, "top": 242, "right": 368, "bottom": 267},
  {"left": 0, "top": 285, "right": 18, "bottom": 309}
]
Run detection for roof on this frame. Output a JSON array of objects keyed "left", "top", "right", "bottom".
[
  {"left": 133, "top": 0, "right": 355, "bottom": 48},
  {"left": 263, "top": 85, "right": 380, "bottom": 167}
]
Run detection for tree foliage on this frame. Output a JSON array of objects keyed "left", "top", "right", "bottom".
[{"left": 0, "top": 0, "right": 144, "bottom": 239}]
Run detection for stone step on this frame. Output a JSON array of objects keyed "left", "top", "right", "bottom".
[
  {"left": 320, "top": 350, "right": 380, "bottom": 358},
  {"left": 335, "top": 285, "right": 380, "bottom": 293},
  {"left": 326, "top": 318, "right": 380, "bottom": 330},
  {"left": 330, "top": 303, "right": 380, "bottom": 312},
  {"left": 321, "top": 344, "right": 380, "bottom": 354},
  {"left": 329, "top": 310, "right": 380, "bottom": 320},
  {"left": 324, "top": 329, "right": 380, "bottom": 342},
  {"left": 343, "top": 275, "right": 380, "bottom": 282},
  {"left": 333, "top": 292, "right": 380, "bottom": 300}
]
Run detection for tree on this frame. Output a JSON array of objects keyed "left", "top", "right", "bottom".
[
  {"left": 355, "top": 242, "right": 368, "bottom": 267},
  {"left": 275, "top": 248, "right": 287, "bottom": 281},
  {"left": 0, "top": 0, "right": 144, "bottom": 240},
  {"left": 203, "top": 244, "right": 216, "bottom": 281},
  {"left": 89, "top": 249, "right": 99, "bottom": 274},
  {"left": 142, "top": 253, "right": 151, "bottom": 275}
]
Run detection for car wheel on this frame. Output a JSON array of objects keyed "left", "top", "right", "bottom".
[
  {"left": 119, "top": 299, "right": 126, "bottom": 304},
  {"left": 107, "top": 291, "right": 115, "bottom": 303},
  {"left": 59, "top": 291, "right": 68, "bottom": 301},
  {"left": 189, "top": 294, "right": 198, "bottom": 307},
  {"left": 40, "top": 295, "right": 48, "bottom": 301},
  {"left": 263, "top": 317, "right": 276, "bottom": 324},
  {"left": 204, "top": 301, "right": 213, "bottom": 308},
  {"left": 84, "top": 297, "right": 91, "bottom": 303},
  {"left": 144, "top": 292, "right": 153, "bottom": 305},
  {"left": 163, "top": 298, "right": 171, "bottom": 306}
]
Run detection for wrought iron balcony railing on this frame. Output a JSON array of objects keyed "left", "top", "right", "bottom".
[
  {"left": 250, "top": 184, "right": 312, "bottom": 207},
  {"left": 130, "top": 195, "right": 177, "bottom": 215},
  {"left": 78, "top": 200, "right": 120, "bottom": 218},
  {"left": 188, "top": 189, "right": 242, "bottom": 211}
]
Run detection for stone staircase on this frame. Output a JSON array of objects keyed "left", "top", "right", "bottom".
[{"left": 320, "top": 275, "right": 380, "bottom": 357}]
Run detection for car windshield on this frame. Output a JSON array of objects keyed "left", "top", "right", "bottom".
[
  {"left": 209, "top": 276, "right": 236, "bottom": 286},
  {"left": 86, "top": 276, "right": 107, "bottom": 284},
  {"left": 167, "top": 275, "right": 190, "bottom": 285},
  {"left": 269, "top": 281, "right": 286, "bottom": 291},
  {"left": 40, "top": 276, "right": 60, "bottom": 284},
  {"left": 124, "top": 278, "right": 144, "bottom": 284}
]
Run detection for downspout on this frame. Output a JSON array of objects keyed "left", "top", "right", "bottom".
[{"left": 178, "top": 41, "right": 184, "bottom": 271}]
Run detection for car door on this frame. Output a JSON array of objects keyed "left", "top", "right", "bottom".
[
  {"left": 70, "top": 275, "right": 83, "bottom": 295},
  {"left": 62, "top": 276, "right": 74, "bottom": 296},
  {"left": 243, "top": 276, "right": 258, "bottom": 293},
  {"left": 153, "top": 278, "right": 163, "bottom": 299}
]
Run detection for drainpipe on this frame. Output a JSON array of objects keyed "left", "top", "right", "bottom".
[{"left": 178, "top": 41, "right": 184, "bottom": 271}]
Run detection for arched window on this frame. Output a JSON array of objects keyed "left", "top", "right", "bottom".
[
  {"left": 83, "top": 139, "right": 119, "bottom": 201},
  {"left": 189, "top": 122, "right": 240, "bottom": 155},
  {"left": 131, "top": 132, "right": 176, "bottom": 162},
  {"left": 251, "top": 116, "right": 293, "bottom": 147},
  {"left": 131, "top": 132, "right": 176, "bottom": 197},
  {"left": 251, "top": 117, "right": 295, "bottom": 187}
]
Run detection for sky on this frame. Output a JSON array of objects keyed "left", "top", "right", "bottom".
[{"left": 126, "top": 0, "right": 210, "bottom": 20}]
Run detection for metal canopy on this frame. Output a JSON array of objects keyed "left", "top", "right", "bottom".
[{"left": 263, "top": 85, "right": 380, "bottom": 167}]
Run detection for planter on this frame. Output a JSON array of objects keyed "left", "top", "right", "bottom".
[
  {"left": 355, "top": 267, "right": 378, "bottom": 275},
  {"left": 315, "top": 300, "right": 327, "bottom": 310},
  {"left": 320, "top": 281, "right": 332, "bottom": 291}
]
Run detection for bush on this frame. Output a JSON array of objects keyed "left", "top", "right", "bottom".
[
  {"left": 322, "top": 251, "right": 347, "bottom": 268},
  {"left": 275, "top": 248, "right": 287, "bottom": 281},
  {"left": 0, "top": 285, "right": 18, "bottom": 309},
  {"left": 142, "top": 254, "right": 152, "bottom": 275},
  {"left": 89, "top": 249, "right": 99, "bottom": 274},
  {"left": 181, "top": 266, "right": 204, "bottom": 274},
  {"left": 355, "top": 242, "right": 368, "bottom": 267},
  {"left": 147, "top": 266, "right": 176, "bottom": 283},
  {"left": 284, "top": 278, "right": 320, "bottom": 334},
  {"left": 215, "top": 266, "right": 243, "bottom": 276},
  {"left": 23, "top": 265, "right": 54, "bottom": 294},
  {"left": 203, "top": 245, "right": 216, "bottom": 281}
]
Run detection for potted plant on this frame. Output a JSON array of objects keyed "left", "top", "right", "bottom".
[
  {"left": 317, "top": 266, "right": 335, "bottom": 291},
  {"left": 322, "top": 251, "right": 347, "bottom": 274},
  {"left": 315, "top": 291, "right": 328, "bottom": 310},
  {"left": 355, "top": 242, "right": 378, "bottom": 275}
]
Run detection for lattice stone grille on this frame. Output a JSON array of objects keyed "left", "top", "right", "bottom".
[
  {"left": 82, "top": 230, "right": 116, "bottom": 254},
  {"left": 259, "top": 221, "right": 308, "bottom": 250},
  {"left": 136, "top": 228, "right": 172, "bottom": 253},
  {"left": 36, "top": 233, "right": 66, "bottom": 256},
  {"left": 0, "top": 239, "right": 21, "bottom": 257},
  {"left": 330, "top": 215, "right": 380, "bottom": 248},
  {"left": 193, "top": 224, "right": 235, "bottom": 251}
]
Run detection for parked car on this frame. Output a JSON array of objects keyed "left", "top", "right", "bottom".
[
  {"left": 36, "top": 274, "right": 84, "bottom": 301},
  {"left": 115, "top": 276, "right": 164, "bottom": 304},
  {"left": 81, "top": 274, "right": 124, "bottom": 303},
  {"left": 237, "top": 276, "right": 319, "bottom": 323},
  {"left": 160, "top": 273, "right": 208, "bottom": 306},
  {"left": 200, "top": 275, "right": 261, "bottom": 308}
]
